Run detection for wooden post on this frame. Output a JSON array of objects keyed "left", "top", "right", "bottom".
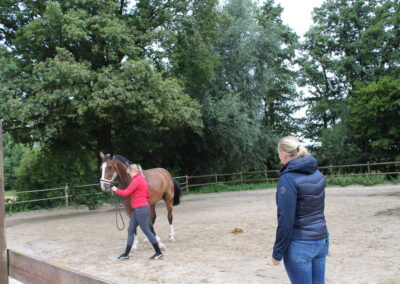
[
  {"left": 64, "top": 184, "right": 69, "bottom": 207},
  {"left": 215, "top": 173, "right": 218, "bottom": 185},
  {"left": 367, "top": 161, "right": 371, "bottom": 176},
  {"left": 0, "top": 121, "right": 9, "bottom": 284},
  {"left": 265, "top": 169, "right": 268, "bottom": 184},
  {"left": 185, "top": 175, "right": 189, "bottom": 192}
]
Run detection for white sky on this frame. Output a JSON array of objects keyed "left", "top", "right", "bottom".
[{"left": 272, "top": 0, "right": 325, "bottom": 37}]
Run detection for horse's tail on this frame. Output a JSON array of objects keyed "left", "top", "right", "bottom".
[{"left": 173, "top": 178, "right": 181, "bottom": 206}]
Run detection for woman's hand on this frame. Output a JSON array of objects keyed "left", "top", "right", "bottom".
[
  {"left": 272, "top": 258, "right": 281, "bottom": 266},
  {"left": 111, "top": 186, "right": 117, "bottom": 192}
]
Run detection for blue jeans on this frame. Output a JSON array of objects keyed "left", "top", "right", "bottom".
[{"left": 283, "top": 237, "right": 329, "bottom": 284}]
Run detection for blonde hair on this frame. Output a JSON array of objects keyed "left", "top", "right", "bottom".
[
  {"left": 278, "top": 136, "right": 309, "bottom": 158},
  {"left": 127, "top": 164, "right": 143, "bottom": 175}
]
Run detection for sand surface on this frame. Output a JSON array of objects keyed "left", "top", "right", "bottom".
[{"left": 6, "top": 184, "right": 400, "bottom": 284}]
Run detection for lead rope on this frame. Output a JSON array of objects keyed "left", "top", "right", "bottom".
[{"left": 112, "top": 191, "right": 125, "bottom": 231}]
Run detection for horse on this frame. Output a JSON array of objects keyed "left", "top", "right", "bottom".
[{"left": 99, "top": 152, "right": 181, "bottom": 250}]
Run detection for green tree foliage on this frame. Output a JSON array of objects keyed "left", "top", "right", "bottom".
[
  {"left": 157, "top": 0, "right": 300, "bottom": 174},
  {"left": 2, "top": 133, "right": 30, "bottom": 191},
  {"left": 1, "top": 0, "right": 304, "bottom": 203},
  {"left": 314, "top": 123, "right": 363, "bottom": 166},
  {"left": 0, "top": 0, "right": 204, "bottom": 207},
  {"left": 300, "top": 0, "right": 400, "bottom": 162},
  {"left": 0, "top": 0, "right": 202, "bottom": 149},
  {"left": 0, "top": 1, "right": 202, "bottom": 176},
  {"left": 194, "top": 0, "right": 300, "bottom": 172},
  {"left": 14, "top": 147, "right": 103, "bottom": 210},
  {"left": 347, "top": 76, "right": 400, "bottom": 160},
  {"left": 258, "top": 0, "right": 301, "bottom": 134},
  {"left": 171, "top": 0, "right": 221, "bottom": 101}
]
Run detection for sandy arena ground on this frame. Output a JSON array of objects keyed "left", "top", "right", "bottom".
[{"left": 5, "top": 184, "right": 400, "bottom": 284}]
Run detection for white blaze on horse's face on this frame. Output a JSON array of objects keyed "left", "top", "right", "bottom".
[
  {"left": 100, "top": 161, "right": 118, "bottom": 191},
  {"left": 100, "top": 162, "right": 108, "bottom": 191}
]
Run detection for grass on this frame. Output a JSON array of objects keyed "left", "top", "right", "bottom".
[
  {"left": 185, "top": 182, "right": 277, "bottom": 195},
  {"left": 326, "top": 174, "right": 390, "bottom": 186}
]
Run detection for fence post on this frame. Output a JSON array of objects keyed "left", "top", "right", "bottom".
[
  {"left": 240, "top": 172, "right": 243, "bottom": 183},
  {"left": 0, "top": 121, "right": 9, "bottom": 284},
  {"left": 265, "top": 168, "right": 268, "bottom": 184},
  {"left": 329, "top": 164, "right": 333, "bottom": 178},
  {"left": 215, "top": 173, "right": 218, "bottom": 185},
  {"left": 367, "top": 161, "right": 371, "bottom": 176},
  {"left": 64, "top": 183, "right": 69, "bottom": 207},
  {"left": 185, "top": 175, "right": 189, "bottom": 192}
]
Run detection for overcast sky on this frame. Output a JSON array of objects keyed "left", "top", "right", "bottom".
[{"left": 273, "top": 0, "right": 325, "bottom": 37}]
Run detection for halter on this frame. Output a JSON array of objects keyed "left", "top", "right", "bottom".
[{"left": 100, "top": 171, "right": 117, "bottom": 191}]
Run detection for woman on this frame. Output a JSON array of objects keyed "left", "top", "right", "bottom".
[
  {"left": 272, "top": 136, "right": 329, "bottom": 284},
  {"left": 111, "top": 164, "right": 163, "bottom": 260}
]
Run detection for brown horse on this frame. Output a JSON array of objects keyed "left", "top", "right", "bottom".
[{"left": 99, "top": 152, "right": 181, "bottom": 249}]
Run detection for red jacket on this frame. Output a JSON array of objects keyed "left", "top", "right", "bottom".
[{"left": 115, "top": 173, "right": 150, "bottom": 208}]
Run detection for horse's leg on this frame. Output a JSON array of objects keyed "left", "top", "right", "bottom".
[
  {"left": 142, "top": 207, "right": 155, "bottom": 243},
  {"left": 149, "top": 204, "right": 166, "bottom": 250},
  {"left": 166, "top": 197, "right": 175, "bottom": 242},
  {"left": 132, "top": 227, "right": 139, "bottom": 250}
]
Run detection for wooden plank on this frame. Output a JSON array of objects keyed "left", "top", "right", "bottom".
[
  {"left": 8, "top": 250, "right": 114, "bottom": 284},
  {"left": 0, "top": 121, "right": 8, "bottom": 284}
]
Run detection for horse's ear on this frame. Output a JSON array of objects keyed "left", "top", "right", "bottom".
[{"left": 99, "top": 152, "right": 105, "bottom": 159}]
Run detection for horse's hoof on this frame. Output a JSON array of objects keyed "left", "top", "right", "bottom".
[{"left": 169, "top": 236, "right": 175, "bottom": 242}]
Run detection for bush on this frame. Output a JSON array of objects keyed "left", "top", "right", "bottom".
[{"left": 12, "top": 148, "right": 104, "bottom": 211}]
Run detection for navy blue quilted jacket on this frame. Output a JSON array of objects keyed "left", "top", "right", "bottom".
[{"left": 272, "top": 156, "right": 328, "bottom": 261}]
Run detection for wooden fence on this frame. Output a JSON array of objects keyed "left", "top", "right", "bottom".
[
  {"left": 4, "top": 160, "right": 400, "bottom": 210},
  {"left": 179, "top": 160, "right": 400, "bottom": 191},
  {"left": 7, "top": 250, "right": 113, "bottom": 284}
]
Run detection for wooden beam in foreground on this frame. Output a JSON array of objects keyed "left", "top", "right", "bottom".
[
  {"left": 0, "top": 121, "right": 8, "bottom": 284},
  {"left": 8, "top": 250, "right": 114, "bottom": 284}
]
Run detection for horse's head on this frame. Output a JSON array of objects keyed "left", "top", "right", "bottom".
[
  {"left": 99, "top": 152, "right": 117, "bottom": 191},
  {"left": 99, "top": 152, "right": 132, "bottom": 191}
]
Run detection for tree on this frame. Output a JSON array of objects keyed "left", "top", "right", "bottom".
[
  {"left": 346, "top": 76, "right": 400, "bottom": 160},
  {"left": 0, "top": 0, "right": 202, "bottom": 159},
  {"left": 314, "top": 123, "right": 363, "bottom": 166},
  {"left": 193, "top": 0, "right": 301, "bottom": 172},
  {"left": 0, "top": 0, "right": 207, "bottom": 202},
  {"left": 300, "top": 0, "right": 400, "bottom": 142},
  {"left": 258, "top": 0, "right": 301, "bottom": 135}
]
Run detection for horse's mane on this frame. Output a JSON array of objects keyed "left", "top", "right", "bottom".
[{"left": 113, "top": 154, "right": 132, "bottom": 167}]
